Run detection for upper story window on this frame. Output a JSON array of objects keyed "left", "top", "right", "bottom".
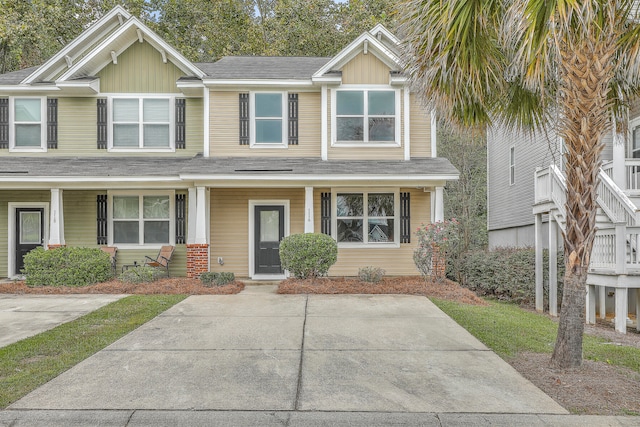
[
  {"left": 632, "top": 123, "right": 640, "bottom": 159},
  {"left": 250, "top": 92, "right": 287, "bottom": 147},
  {"left": 509, "top": 146, "right": 515, "bottom": 185},
  {"left": 332, "top": 87, "right": 400, "bottom": 146},
  {"left": 334, "top": 191, "right": 398, "bottom": 246},
  {"left": 110, "top": 192, "right": 174, "bottom": 247},
  {"left": 10, "top": 97, "right": 47, "bottom": 151},
  {"left": 109, "top": 96, "right": 173, "bottom": 150}
]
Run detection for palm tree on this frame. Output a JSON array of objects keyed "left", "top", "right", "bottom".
[{"left": 399, "top": 0, "right": 640, "bottom": 368}]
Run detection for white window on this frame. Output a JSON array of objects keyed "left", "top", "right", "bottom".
[
  {"left": 333, "top": 190, "right": 398, "bottom": 246},
  {"left": 10, "top": 97, "right": 46, "bottom": 151},
  {"left": 110, "top": 97, "right": 173, "bottom": 150},
  {"left": 332, "top": 87, "right": 400, "bottom": 145},
  {"left": 632, "top": 123, "right": 640, "bottom": 159},
  {"left": 250, "top": 92, "right": 287, "bottom": 147},
  {"left": 509, "top": 146, "right": 515, "bottom": 185},
  {"left": 110, "top": 192, "right": 174, "bottom": 247}
]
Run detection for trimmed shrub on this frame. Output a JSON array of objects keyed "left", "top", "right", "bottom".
[
  {"left": 458, "top": 246, "right": 564, "bottom": 306},
  {"left": 23, "top": 246, "right": 114, "bottom": 287},
  {"left": 119, "top": 266, "right": 167, "bottom": 284},
  {"left": 358, "top": 266, "right": 385, "bottom": 283},
  {"left": 200, "top": 271, "right": 235, "bottom": 287},
  {"left": 279, "top": 233, "right": 338, "bottom": 279}
]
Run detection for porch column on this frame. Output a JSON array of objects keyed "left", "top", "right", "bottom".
[
  {"left": 549, "top": 215, "right": 558, "bottom": 316},
  {"left": 599, "top": 286, "right": 607, "bottom": 320},
  {"left": 636, "top": 289, "right": 640, "bottom": 332},
  {"left": 612, "top": 128, "right": 626, "bottom": 189},
  {"left": 535, "top": 213, "right": 544, "bottom": 312},
  {"left": 587, "top": 284, "right": 597, "bottom": 324},
  {"left": 48, "top": 188, "right": 65, "bottom": 247},
  {"left": 186, "top": 186, "right": 209, "bottom": 278},
  {"left": 615, "top": 287, "right": 628, "bottom": 334},
  {"left": 187, "top": 187, "right": 197, "bottom": 244},
  {"left": 304, "top": 186, "right": 314, "bottom": 233},
  {"left": 434, "top": 186, "right": 444, "bottom": 222}
]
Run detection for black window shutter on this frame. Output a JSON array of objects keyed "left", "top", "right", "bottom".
[
  {"left": 288, "top": 93, "right": 298, "bottom": 145},
  {"left": 175, "top": 98, "right": 186, "bottom": 149},
  {"left": 400, "top": 192, "right": 411, "bottom": 243},
  {"left": 47, "top": 98, "right": 58, "bottom": 149},
  {"left": 0, "top": 98, "right": 8, "bottom": 149},
  {"left": 239, "top": 93, "right": 249, "bottom": 145},
  {"left": 321, "top": 192, "right": 331, "bottom": 235},
  {"left": 97, "top": 194, "right": 108, "bottom": 245},
  {"left": 97, "top": 99, "right": 108, "bottom": 149},
  {"left": 176, "top": 194, "right": 186, "bottom": 244}
]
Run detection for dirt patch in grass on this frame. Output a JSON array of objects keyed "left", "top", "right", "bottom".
[
  {"left": 0, "top": 278, "right": 244, "bottom": 295},
  {"left": 278, "top": 276, "right": 487, "bottom": 305}
]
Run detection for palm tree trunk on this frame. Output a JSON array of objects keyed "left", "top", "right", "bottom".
[{"left": 551, "top": 36, "right": 616, "bottom": 369}]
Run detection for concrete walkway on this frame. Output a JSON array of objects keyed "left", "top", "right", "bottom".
[
  {"left": 1, "top": 286, "right": 637, "bottom": 426},
  {"left": 0, "top": 294, "right": 126, "bottom": 348}
]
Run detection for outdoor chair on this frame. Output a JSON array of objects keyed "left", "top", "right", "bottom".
[
  {"left": 100, "top": 246, "right": 118, "bottom": 276},
  {"left": 144, "top": 245, "right": 175, "bottom": 277}
]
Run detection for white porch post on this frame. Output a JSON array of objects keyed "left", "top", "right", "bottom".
[
  {"left": 615, "top": 287, "right": 628, "bottom": 334},
  {"left": 187, "top": 187, "right": 197, "bottom": 244},
  {"left": 434, "top": 186, "right": 444, "bottom": 222},
  {"left": 599, "top": 286, "right": 607, "bottom": 320},
  {"left": 535, "top": 213, "right": 544, "bottom": 312},
  {"left": 549, "top": 215, "right": 558, "bottom": 317},
  {"left": 636, "top": 289, "right": 640, "bottom": 332},
  {"left": 304, "top": 186, "right": 314, "bottom": 233},
  {"left": 587, "top": 285, "right": 597, "bottom": 324},
  {"left": 321, "top": 85, "right": 328, "bottom": 161},
  {"left": 195, "top": 186, "right": 208, "bottom": 244},
  {"left": 49, "top": 188, "right": 64, "bottom": 246},
  {"left": 612, "top": 126, "right": 626, "bottom": 189}
]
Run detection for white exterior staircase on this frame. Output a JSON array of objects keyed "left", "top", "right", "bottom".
[{"left": 534, "top": 163, "right": 640, "bottom": 333}]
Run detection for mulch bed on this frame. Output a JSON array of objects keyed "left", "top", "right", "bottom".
[
  {"left": 0, "top": 278, "right": 244, "bottom": 295},
  {"left": 278, "top": 276, "right": 487, "bottom": 306}
]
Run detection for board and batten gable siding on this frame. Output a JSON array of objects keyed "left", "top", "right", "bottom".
[
  {"left": 487, "top": 126, "right": 563, "bottom": 233},
  {"left": 97, "top": 41, "right": 184, "bottom": 93},
  {"left": 208, "top": 188, "right": 306, "bottom": 275},
  {"left": 340, "top": 52, "right": 391, "bottom": 85},
  {"left": 208, "top": 91, "right": 320, "bottom": 157},
  {"left": 0, "top": 96, "right": 202, "bottom": 157},
  {"left": 0, "top": 190, "right": 50, "bottom": 277}
]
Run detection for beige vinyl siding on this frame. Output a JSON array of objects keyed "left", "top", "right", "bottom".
[
  {"left": 409, "top": 94, "right": 432, "bottom": 158},
  {"left": 209, "top": 91, "right": 320, "bottom": 158},
  {"left": 0, "top": 96, "right": 202, "bottom": 157},
  {"left": 341, "top": 52, "right": 390, "bottom": 85},
  {"left": 0, "top": 191, "right": 50, "bottom": 277},
  {"left": 327, "top": 188, "right": 430, "bottom": 276},
  {"left": 97, "top": 41, "right": 184, "bottom": 93},
  {"left": 209, "top": 188, "right": 305, "bottom": 276}
]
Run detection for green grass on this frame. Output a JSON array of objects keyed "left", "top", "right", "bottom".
[
  {"left": 432, "top": 299, "right": 640, "bottom": 373},
  {"left": 0, "top": 294, "right": 186, "bottom": 409}
]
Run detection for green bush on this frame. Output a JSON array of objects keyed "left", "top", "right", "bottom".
[
  {"left": 458, "top": 246, "right": 564, "bottom": 306},
  {"left": 23, "top": 246, "right": 114, "bottom": 287},
  {"left": 119, "top": 266, "right": 167, "bottom": 284},
  {"left": 200, "top": 271, "right": 235, "bottom": 287},
  {"left": 279, "top": 233, "right": 338, "bottom": 279},
  {"left": 358, "top": 266, "right": 385, "bottom": 283}
]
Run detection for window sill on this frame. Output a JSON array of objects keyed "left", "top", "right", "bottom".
[
  {"left": 110, "top": 244, "right": 172, "bottom": 250},
  {"left": 249, "top": 143, "right": 289, "bottom": 149},
  {"left": 337, "top": 242, "right": 400, "bottom": 249},
  {"left": 10, "top": 147, "right": 47, "bottom": 153},
  {"left": 332, "top": 142, "right": 401, "bottom": 148},
  {"left": 108, "top": 148, "right": 175, "bottom": 153}
]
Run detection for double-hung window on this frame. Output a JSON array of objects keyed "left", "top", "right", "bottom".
[
  {"left": 111, "top": 193, "right": 174, "bottom": 246},
  {"left": 335, "top": 191, "right": 397, "bottom": 245},
  {"left": 11, "top": 97, "right": 46, "bottom": 150},
  {"left": 250, "top": 92, "right": 287, "bottom": 147},
  {"left": 334, "top": 88, "right": 399, "bottom": 144},
  {"left": 111, "top": 97, "right": 172, "bottom": 149}
]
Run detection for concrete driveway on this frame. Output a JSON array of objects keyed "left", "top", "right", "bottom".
[
  {"left": 0, "top": 294, "right": 126, "bottom": 348},
  {"left": 4, "top": 286, "right": 569, "bottom": 424}
]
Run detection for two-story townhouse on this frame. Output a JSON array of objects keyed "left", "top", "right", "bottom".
[{"left": 0, "top": 6, "right": 458, "bottom": 281}]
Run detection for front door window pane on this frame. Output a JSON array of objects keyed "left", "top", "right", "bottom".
[
  {"left": 260, "top": 210, "right": 280, "bottom": 242},
  {"left": 20, "top": 212, "right": 41, "bottom": 244}
]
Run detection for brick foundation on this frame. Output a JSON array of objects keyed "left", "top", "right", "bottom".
[
  {"left": 47, "top": 244, "right": 66, "bottom": 249},
  {"left": 186, "top": 244, "right": 209, "bottom": 278}
]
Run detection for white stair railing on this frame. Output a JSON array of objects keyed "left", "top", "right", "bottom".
[{"left": 597, "top": 170, "right": 639, "bottom": 226}]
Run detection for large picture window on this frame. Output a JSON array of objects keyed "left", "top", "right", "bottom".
[
  {"left": 11, "top": 97, "right": 46, "bottom": 149},
  {"left": 111, "top": 194, "right": 173, "bottom": 246},
  {"left": 112, "top": 97, "right": 172, "bottom": 149},
  {"left": 335, "top": 89, "right": 398, "bottom": 144},
  {"left": 251, "top": 92, "right": 287, "bottom": 146},
  {"left": 335, "top": 191, "right": 396, "bottom": 245}
]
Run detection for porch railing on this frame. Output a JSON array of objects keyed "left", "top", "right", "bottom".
[
  {"left": 591, "top": 225, "right": 640, "bottom": 274},
  {"left": 625, "top": 159, "right": 640, "bottom": 195},
  {"left": 597, "top": 170, "right": 639, "bottom": 226}
]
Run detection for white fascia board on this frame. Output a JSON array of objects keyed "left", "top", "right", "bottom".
[
  {"left": 311, "top": 76, "right": 342, "bottom": 84},
  {"left": 58, "top": 18, "right": 205, "bottom": 82},
  {"left": 389, "top": 75, "right": 408, "bottom": 85},
  {"left": 180, "top": 174, "right": 459, "bottom": 182},
  {"left": 0, "top": 176, "right": 183, "bottom": 184},
  {"left": 0, "top": 85, "right": 60, "bottom": 92},
  {"left": 369, "top": 24, "right": 400, "bottom": 46},
  {"left": 202, "top": 79, "right": 314, "bottom": 87},
  {"left": 313, "top": 32, "right": 402, "bottom": 78},
  {"left": 56, "top": 79, "right": 100, "bottom": 94},
  {"left": 23, "top": 6, "right": 131, "bottom": 84}
]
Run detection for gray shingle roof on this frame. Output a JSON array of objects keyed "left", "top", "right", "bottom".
[
  {"left": 0, "top": 156, "right": 458, "bottom": 180},
  {"left": 196, "top": 57, "right": 332, "bottom": 80},
  {"left": 0, "top": 66, "right": 39, "bottom": 85}
]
